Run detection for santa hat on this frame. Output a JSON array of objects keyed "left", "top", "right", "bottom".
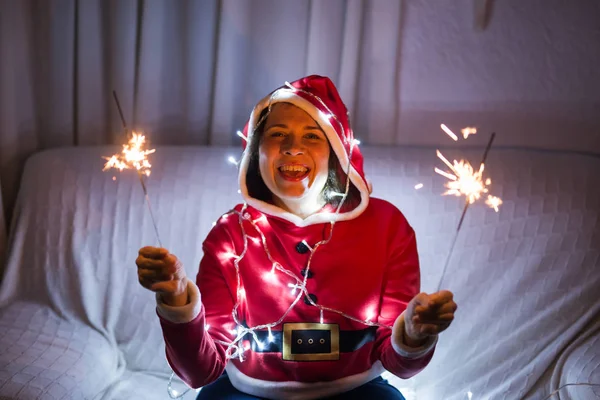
[{"left": 238, "top": 75, "right": 372, "bottom": 227}]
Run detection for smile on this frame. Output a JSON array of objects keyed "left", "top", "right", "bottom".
[{"left": 278, "top": 164, "right": 310, "bottom": 181}]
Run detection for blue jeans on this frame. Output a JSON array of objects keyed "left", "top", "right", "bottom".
[{"left": 196, "top": 372, "right": 406, "bottom": 400}]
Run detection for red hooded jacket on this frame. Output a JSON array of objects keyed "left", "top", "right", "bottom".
[{"left": 156, "top": 76, "right": 436, "bottom": 400}]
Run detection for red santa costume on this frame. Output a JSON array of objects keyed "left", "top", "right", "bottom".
[{"left": 156, "top": 75, "right": 437, "bottom": 400}]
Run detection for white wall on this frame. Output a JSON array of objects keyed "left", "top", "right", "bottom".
[{"left": 394, "top": 0, "right": 600, "bottom": 153}]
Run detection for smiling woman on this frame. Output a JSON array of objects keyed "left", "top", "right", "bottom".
[{"left": 136, "top": 75, "right": 458, "bottom": 400}]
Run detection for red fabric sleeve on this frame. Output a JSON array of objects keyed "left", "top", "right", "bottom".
[
  {"left": 159, "top": 224, "right": 237, "bottom": 388},
  {"left": 372, "top": 210, "right": 435, "bottom": 378}
]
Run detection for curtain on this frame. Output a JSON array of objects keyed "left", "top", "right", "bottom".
[
  {"left": 0, "top": 0, "right": 404, "bottom": 256},
  {"left": 2, "top": 0, "right": 600, "bottom": 261}
]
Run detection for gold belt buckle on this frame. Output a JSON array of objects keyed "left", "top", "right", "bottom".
[{"left": 282, "top": 323, "right": 340, "bottom": 361}]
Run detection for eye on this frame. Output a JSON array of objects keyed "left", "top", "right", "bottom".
[
  {"left": 305, "top": 133, "right": 322, "bottom": 140},
  {"left": 269, "top": 131, "right": 285, "bottom": 138}
]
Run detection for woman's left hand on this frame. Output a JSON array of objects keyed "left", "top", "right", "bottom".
[{"left": 403, "top": 290, "right": 457, "bottom": 345}]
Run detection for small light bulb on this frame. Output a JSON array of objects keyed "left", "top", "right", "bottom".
[
  {"left": 365, "top": 308, "right": 375, "bottom": 322},
  {"left": 267, "top": 327, "right": 274, "bottom": 342},
  {"left": 353, "top": 139, "right": 361, "bottom": 146},
  {"left": 228, "top": 156, "right": 238, "bottom": 165},
  {"left": 467, "top": 391, "right": 473, "bottom": 400},
  {"left": 288, "top": 283, "right": 301, "bottom": 295},
  {"left": 236, "top": 130, "right": 248, "bottom": 141},
  {"left": 205, "top": 324, "right": 210, "bottom": 331},
  {"left": 263, "top": 270, "right": 277, "bottom": 283}
]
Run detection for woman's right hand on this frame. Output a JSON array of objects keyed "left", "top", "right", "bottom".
[{"left": 136, "top": 246, "right": 189, "bottom": 306}]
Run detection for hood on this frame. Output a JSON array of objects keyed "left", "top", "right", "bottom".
[{"left": 238, "top": 75, "right": 372, "bottom": 227}]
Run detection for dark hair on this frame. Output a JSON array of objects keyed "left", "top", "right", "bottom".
[{"left": 245, "top": 107, "right": 362, "bottom": 210}]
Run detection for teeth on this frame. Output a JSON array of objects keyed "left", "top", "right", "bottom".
[{"left": 280, "top": 165, "right": 308, "bottom": 172}]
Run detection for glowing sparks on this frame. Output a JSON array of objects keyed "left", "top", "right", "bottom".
[
  {"left": 441, "top": 124, "right": 478, "bottom": 140},
  {"left": 414, "top": 183, "right": 424, "bottom": 190},
  {"left": 485, "top": 195, "right": 503, "bottom": 212},
  {"left": 435, "top": 150, "right": 492, "bottom": 205},
  {"left": 461, "top": 127, "right": 477, "bottom": 139},
  {"left": 103, "top": 132, "right": 155, "bottom": 176},
  {"left": 441, "top": 124, "right": 458, "bottom": 141}
]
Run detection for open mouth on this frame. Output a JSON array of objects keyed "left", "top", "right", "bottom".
[{"left": 278, "top": 165, "right": 310, "bottom": 181}]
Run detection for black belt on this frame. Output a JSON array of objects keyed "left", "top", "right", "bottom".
[{"left": 245, "top": 323, "right": 377, "bottom": 361}]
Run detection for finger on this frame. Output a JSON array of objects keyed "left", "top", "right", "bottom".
[
  {"left": 412, "top": 292, "right": 431, "bottom": 307},
  {"left": 414, "top": 311, "right": 455, "bottom": 321},
  {"left": 136, "top": 256, "right": 166, "bottom": 270},
  {"left": 428, "top": 290, "right": 454, "bottom": 306},
  {"left": 139, "top": 246, "right": 169, "bottom": 260},
  {"left": 414, "top": 304, "right": 431, "bottom": 315},
  {"left": 417, "top": 302, "right": 457, "bottom": 316},
  {"left": 136, "top": 254, "right": 179, "bottom": 272},
  {"left": 413, "top": 313, "right": 454, "bottom": 325},
  {"left": 436, "top": 301, "right": 458, "bottom": 314},
  {"left": 138, "top": 268, "right": 175, "bottom": 282},
  {"left": 415, "top": 297, "right": 456, "bottom": 315},
  {"left": 165, "top": 254, "right": 182, "bottom": 270}
]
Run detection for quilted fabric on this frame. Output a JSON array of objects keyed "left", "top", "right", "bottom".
[
  {"left": 0, "top": 145, "right": 598, "bottom": 399},
  {"left": 0, "top": 301, "right": 118, "bottom": 399}
]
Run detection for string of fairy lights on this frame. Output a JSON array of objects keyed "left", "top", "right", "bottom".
[{"left": 208, "top": 84, "right": 393, "bottom": 363}]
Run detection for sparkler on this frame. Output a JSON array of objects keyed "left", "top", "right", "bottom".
[
  {"left": 485, "top": 195, "right": 502, "bottom": 212},
  {"left": 103, "top": 91, "right": 162, "bottom": 247},
  {"left": 461, "top": 127, "right": 477, "bottom": 139},
  {"left": 435, "top": 131, "right": 498, "bottom": 291}
]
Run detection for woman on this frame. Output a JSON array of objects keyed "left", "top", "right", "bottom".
[{"left": 136, "top": 75, "right": 457, "bottom": 399}]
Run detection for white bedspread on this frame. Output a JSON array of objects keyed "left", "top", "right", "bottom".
[{"left": 0, "top": 145, "right": 598, "bottom": 399}]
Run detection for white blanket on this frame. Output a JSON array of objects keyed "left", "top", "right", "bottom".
[{"left": 0, "top": 145, "right": 598, "bottom": 399}]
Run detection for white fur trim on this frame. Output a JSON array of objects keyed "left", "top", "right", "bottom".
[
  {"left": 225, "top": 361, "right": 385, "bottom": 400},
  {"left": 238, "top": 89, "right": 370, "bottom": 227},
  {"left": 391, "top": 312, "right": 438, "bottom": 359},
  {"left": 155, "top": 280, "right": 202, "bottom": 324}
]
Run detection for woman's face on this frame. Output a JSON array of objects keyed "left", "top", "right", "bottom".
[{"left": 258, "top": 103, "right": 330, "bottom": 212}]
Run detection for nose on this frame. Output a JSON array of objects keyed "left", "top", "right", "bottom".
[{"left": 282, "top": 135, "right": 304, "bottom": 156}]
